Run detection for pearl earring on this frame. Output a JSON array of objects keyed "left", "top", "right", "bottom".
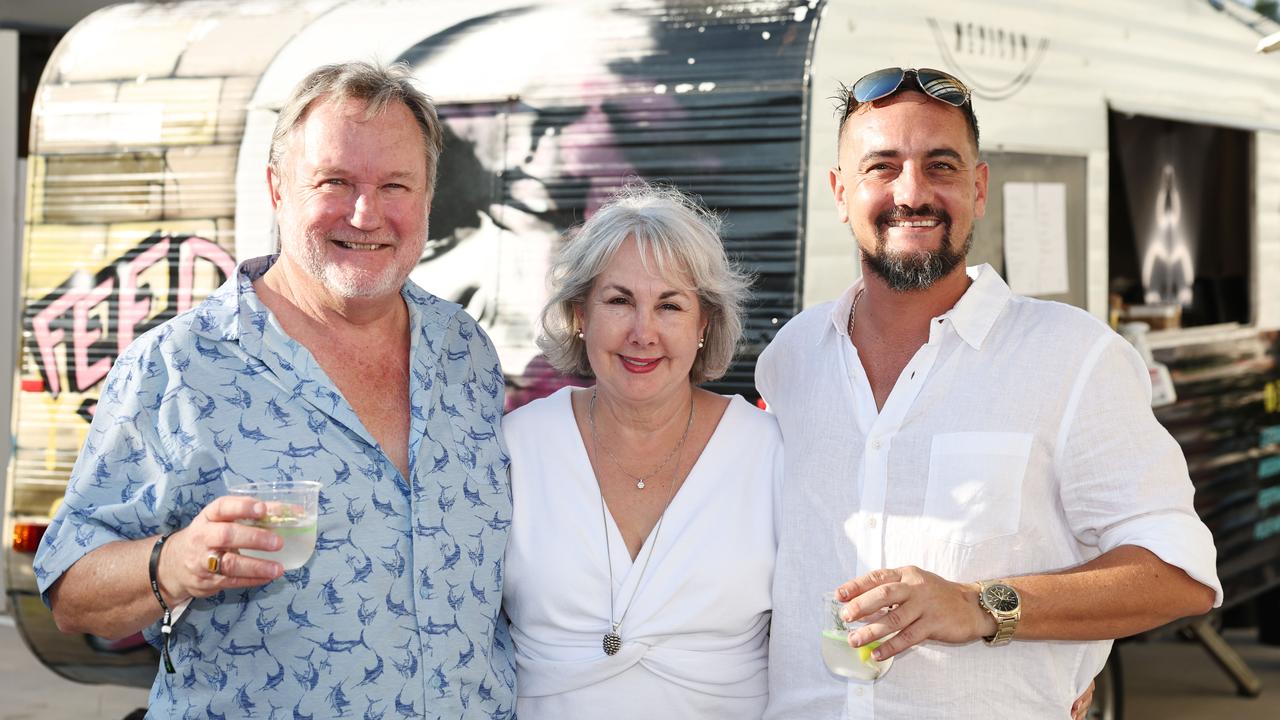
[
  {"left": 577, "top": 330, "right": 585, "bottom": 340},
  {"left": 698, "top": 337, "right": 705, "bottom": 349}
]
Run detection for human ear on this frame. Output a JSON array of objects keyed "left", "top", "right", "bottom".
[
  {"left": 972, "top": 161, "right": 990, "bottom": 219},
  {"left": 829, "top": 166, "right": 850, "bottom": 224},
  {"left": 267, "top": 165, "right": 284, "bottom": 211}
]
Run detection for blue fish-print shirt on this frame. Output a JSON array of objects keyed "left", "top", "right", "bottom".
[{"left": 35, "top": 255, "right": 515, "bottom": 719}]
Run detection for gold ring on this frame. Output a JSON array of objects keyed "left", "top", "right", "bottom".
[{"left": 205, "top": 551, "right": 223, "bottom": 575}]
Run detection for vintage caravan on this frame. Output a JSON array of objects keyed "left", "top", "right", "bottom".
[{"left": 5, "top": 0, "right": 1279, "bottom": 713}]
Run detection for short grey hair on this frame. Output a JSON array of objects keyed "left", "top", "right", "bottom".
[
  {"left": 538, "top": 184, "right": 752, "bottom": 384},
  {"left": 269, "top": 61, "right": 444, "bottom": 189}
]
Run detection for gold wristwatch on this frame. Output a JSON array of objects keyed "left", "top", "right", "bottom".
[{"left": 977, "top": 581, "right": 1021, "bottom": 646}]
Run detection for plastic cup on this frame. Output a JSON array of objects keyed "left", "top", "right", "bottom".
[
  {"left": 228, "top": 481, "right": 321, "bottom": 570},
  {"left": 820, "top": 591, "right": 894, "bottom": 681}
]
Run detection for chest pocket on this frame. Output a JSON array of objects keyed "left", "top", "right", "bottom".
[{"left": 923, "top": 432, "right": 1033, "bottom": 546}]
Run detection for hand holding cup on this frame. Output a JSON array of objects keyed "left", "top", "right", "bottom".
[{"left": 158, "top": 496, "right": 287, "bottom": 604}]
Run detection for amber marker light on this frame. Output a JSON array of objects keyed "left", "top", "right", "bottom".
[{"left": 12, "top": 523, "right": 48, "bottom": 553}]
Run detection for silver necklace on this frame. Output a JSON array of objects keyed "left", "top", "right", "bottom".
[
  {"left": 592, "top": 391, "right": 693, "bottom": 655},
  {"left": 589, "top": 389, "right": 694, "bottom": 490}
]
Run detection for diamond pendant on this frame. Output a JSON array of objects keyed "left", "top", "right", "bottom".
[
  {"left": 603, "top": 629, "right": 622, "bottom": 656},
  {"left": 636, "top": 479, "right": 646, "bottom": 490}
]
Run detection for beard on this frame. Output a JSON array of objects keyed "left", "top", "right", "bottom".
[
  {"left": 294, "top": 227, "right": 422, "bottom": 300},
  {"left": 860, "top": 204, "right": 971, "bottom": 292}
]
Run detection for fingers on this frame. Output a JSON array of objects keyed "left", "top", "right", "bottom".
[
  {"left": 214, "top": 551, "right": 284, "bottom": 581},
  {"left": 179, "top": 547, "right": 282, "bottom": 599},
  {"left": 840, "top": 582, "right": 909, "bottom": 623},
  {"left": 202, "top": 522, "right": 284, "bottom": 555},
  {"left": 198, "top": 497, "right": 283, "bottom": 552},
  {"left": 835, "top": 567, "right": 902, "bottom": 603},
  {"left": 849, "top": 604, "right": 921, "bottom": 661},
  {"left": 202, "top": 496, "right": 267, "bottom": 523},
  {"left": 1071, "top": 680, "right": 1096, "bottom": 720}
]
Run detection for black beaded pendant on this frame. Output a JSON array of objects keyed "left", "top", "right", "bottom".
[{"left": 603, "top": 630, "right": 622, "bottom": 656}]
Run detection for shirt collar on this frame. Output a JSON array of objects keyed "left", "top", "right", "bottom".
[
  {"left": 816, "top": 264, "right": 1011, "bottom": 350},
  {"left": 186, "top": 255, "right": 276, "bottom": 345},
  {"left": 947, "top": 264, "right": 1012, "bottom": 350},
  {"left": 820, "top": 279, "right": 866, "bottom": 346}
]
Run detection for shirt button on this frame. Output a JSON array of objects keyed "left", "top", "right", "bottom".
[
  {"left": 868, "top": 517, "right": 878, "bottom": 529},
  {"left": 855, "top": 687, "right": 864, "bottom": 697},
  {"left": 870, "top": 438, "right": 882, "bottom": 450}
]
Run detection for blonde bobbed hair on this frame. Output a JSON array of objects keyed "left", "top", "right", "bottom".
[{"left": 537, "top": 183, "right": 752, "bottom": 384}]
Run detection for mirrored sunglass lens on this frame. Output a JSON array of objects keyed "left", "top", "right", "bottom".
[
  {"left": 852, "top": 68, "right": 906, "bottom": 103},
  {"left": 916, "top": 69, "right": 969, "bottom": 106}
]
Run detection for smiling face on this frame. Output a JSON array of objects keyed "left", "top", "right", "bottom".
[
  {"left": 830, "top": 91, "right": 988, "bottom": 291},
  {"left": 575, "top": 237, "right": 706, "bottom": 406},
  {"left": 268, "top": 97, "right": 431, "bottom": 303}
]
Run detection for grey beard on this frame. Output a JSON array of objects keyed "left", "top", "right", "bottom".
[{"left": 861, "top": 230, "right": 972, "bottom": 292}]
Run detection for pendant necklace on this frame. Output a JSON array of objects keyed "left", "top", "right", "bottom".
[
  {"left": 590, "top": 388, "right": 694, "bottom": 490},
  {"left": 591, "top": 389, "right": 693, "bottom": 655}
]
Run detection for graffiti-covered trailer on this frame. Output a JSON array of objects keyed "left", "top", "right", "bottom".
[{"left": 5, "top": 0, "right": 1280, "bottom": 693}]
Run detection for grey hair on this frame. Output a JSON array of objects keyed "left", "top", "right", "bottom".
[
  {"left": 269, "top": 61, "right": 444, "bottom": 188},
  {"left": 537, "top": 183, "right": 752, "bottom": 384}
]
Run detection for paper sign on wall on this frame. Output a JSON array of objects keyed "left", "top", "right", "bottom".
[{"left": 1002, "top": 182, "right": 1068, "bottom": 296}]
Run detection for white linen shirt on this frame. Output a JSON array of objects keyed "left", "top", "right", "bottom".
[{"left": 757, "top": 264, "right": 1221, "bottom": 720}]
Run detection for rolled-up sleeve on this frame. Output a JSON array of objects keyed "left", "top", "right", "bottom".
[{"left": 1055, "top": 334, "right": 1223, "bottom": 606}]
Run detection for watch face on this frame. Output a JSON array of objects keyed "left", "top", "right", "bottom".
[{"left": 984, "top": 584, "right": 1019, "bottom": 613}]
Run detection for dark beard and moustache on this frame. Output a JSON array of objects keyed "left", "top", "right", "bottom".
[{"left": 860, "top": 204, "right": 972, "bottom": 292}]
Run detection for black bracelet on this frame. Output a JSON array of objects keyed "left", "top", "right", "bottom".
[{"left": 148, "top": 532, "right": 176, "bottom": 674}]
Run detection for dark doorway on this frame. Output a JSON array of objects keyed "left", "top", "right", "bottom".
[{"left": 1109, "top": 113, "right": 1251, "bottom": 328}]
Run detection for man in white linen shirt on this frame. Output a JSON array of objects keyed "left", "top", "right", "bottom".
[{"left": 757, "top": 67, "right": 1221, "bottom": 719}]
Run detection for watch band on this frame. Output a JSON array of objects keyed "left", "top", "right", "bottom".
[{"left": 985, "top": 614, "right": 1018, "bottom": 646}]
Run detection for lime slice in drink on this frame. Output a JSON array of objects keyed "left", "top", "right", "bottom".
[{"left": 857, "top": 640, "right": 883, "bottom": 664}]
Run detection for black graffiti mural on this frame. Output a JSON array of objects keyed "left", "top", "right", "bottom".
[{"left": 25, "top": 231, "right": 235, "bottom": 422}]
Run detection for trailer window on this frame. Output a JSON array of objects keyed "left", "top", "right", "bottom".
[{"left": 1109, "top": 113, "right": 1251, "bottom": 328}]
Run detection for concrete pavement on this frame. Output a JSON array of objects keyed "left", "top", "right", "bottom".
[
  {"left": 0, "top": 616, "right": 148, "bottom": 720},
  {"left": 1121, "top": 628, "right": 1280, "bottom": 719}
]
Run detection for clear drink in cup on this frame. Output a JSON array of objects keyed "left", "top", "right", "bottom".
[
  {"left": 820, "top": 591, "right": 894, "bottom": 681},
  {"left": 228, "top": 481, "right": 321, "bottom": 570}
]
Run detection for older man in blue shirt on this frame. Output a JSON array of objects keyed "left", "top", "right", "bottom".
[{"left": 34, "top": 62, "right": 514, "bottom": 718}]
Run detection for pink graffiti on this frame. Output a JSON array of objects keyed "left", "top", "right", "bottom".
[
  {"left": 71, "top": 275, "right": 115, "bottom": 395},
  {"left": 28, "top": 233, "right": 236, "bottom": 399},
  {"left": 116, "top": 235, "right": 172, "bottom": 353},
  {"left": 29, "top": 290, "right": 78, "bottom": 398},
  {"left": 178, "top": 236, "right": 236, "bottom": 313}
]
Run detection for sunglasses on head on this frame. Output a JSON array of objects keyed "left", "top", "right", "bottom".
[{"left": 850, "top": 67, "right": 971, "bottom": 108}]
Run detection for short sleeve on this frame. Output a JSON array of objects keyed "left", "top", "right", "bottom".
[
  {"left": 33, "top": 341, "right": 184, "bottom": 607},
  {"left": 1056, "top": 334, "right": 1222, "bottom": 606}
]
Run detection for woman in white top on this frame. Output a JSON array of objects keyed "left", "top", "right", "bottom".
[{"left": 502, "top": 184, "right": 783, "bottom": 719}]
